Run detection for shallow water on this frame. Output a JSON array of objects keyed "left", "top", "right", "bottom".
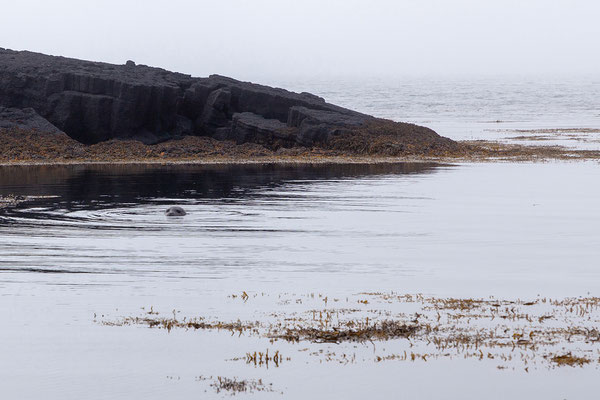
[{"left": 1, "top": 162, "right": 599, "bottom": 399}]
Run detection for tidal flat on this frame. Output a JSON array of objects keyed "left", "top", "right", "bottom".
[{"left": 1, "top": 162, "right": 599, "bottom": 399}]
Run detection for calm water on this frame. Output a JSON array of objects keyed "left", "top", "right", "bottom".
[
  {"left": 2, "top": 77, "right": 600, "bottom": 399},
  {"left": 270, "top": 76, "right": 600, "bottom": 149},
  {"left": 1, "top": 162, "right": 599, "bottom": 399}
]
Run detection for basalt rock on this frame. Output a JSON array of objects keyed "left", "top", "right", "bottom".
[
  {"left": 230, "top": 112, "right": 293, "bottom": 147},
  {"left": 0, "top": 48, "right": 457, "bottom": 153},
  {"left": 288, "top": 106, "right": 367, "bottom": 146},
  {"left": 0, "top": 106, "right": 62, "bottom": 134}
]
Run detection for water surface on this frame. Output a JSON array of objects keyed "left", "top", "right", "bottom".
[
  {"left": 1, "top": 162, "right": 599, "bottom": 399},
  {"left": 270, "top": 76, "right": 600, "bottom": 149}
]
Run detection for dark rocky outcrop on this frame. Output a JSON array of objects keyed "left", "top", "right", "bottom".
[
  {"left": 0, "top": 48, "right": 457, "bottom": 153},
  {"left": 230, "top": 112, "right": 292, "bottom": 146},
  {"left": 288, "top": 106, "right": 366, "bottom": 146},
  {"left": 0, "top": 106, "right": 62, "bottom": 133}
]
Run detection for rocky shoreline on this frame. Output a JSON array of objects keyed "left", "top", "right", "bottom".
[
  {"left": 2, "top": 49, "right": 598, "bottom": 165},
  {"left": 0, "top": 48, "right": 458, "bottom": 157},
  {"left": 2, "top": 124, "right": 599, "bottom": 165}
]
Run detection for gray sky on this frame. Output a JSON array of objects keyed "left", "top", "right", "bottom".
[{"left": 2, "top": 0, "right": 599, "bottom": 80}]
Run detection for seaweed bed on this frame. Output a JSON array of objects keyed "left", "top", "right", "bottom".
[
  {"left": 0, "top": 194, "right": 57, "bottom": 208},
  {"left": 101, "top": 293, "right": 600, "bottom": 371},
  {"left": 2, "top": 126, "right": 600, "bottom": 165},
  {"left": 193, "top": 376, "right": 277, "bottom": 395}
]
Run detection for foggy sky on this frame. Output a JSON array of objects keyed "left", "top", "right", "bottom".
[{"left": 2, "top": 0, "right": 599, "bottom": 81}]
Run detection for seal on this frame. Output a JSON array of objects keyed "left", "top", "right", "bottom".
[{"left": 165, "top": 206, "right": 186, "bottom": 216}]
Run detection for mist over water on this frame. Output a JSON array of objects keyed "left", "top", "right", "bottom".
[
  {"left": 267, "top": 76, "right": 600, "bottom": 148},
  {"left": 2, "top": 1, "right": 600, "bottom": 397},
  {"left": 4, "top": 1, "right": 600, "bottom": 78}
]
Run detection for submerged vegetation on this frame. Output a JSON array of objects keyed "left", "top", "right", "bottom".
[
  {"left": 244, "top": 350, "right": 285, "bottom": 368},
  {"left": 0, "top": 194, "right": 58, "bottom": 209},
  {"left": 194, "top": 375, "right": 276, "bottom": 395},
  {"left": 101, "top": 293, "right": 600, "bottom": 371},
  {"left": 269, "top": 319, "right": 417, "bottom": 343},
  {"left": 102, "top": 314, "right": 259, "bottom": 335},
  {"left": 548, "top": 353, "right": 592, "bottom": 368},
  {"left": 0, "top": 194, "right": 26, "bottom": 208},
  {"left": 461, "top": 140, "right": 600, "bottom": 161}
]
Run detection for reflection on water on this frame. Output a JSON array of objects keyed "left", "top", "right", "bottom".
[
  {"left": 0, "top": 162, "right": 439, "bottom": 208},
  {"left": 1, "top": 161, "right": 599, "bottom": 291},
  {"left": 0, "top": 163, "right": 441, "bottom": 277},
  {"left": 0, "top": 164, "right": 438, "bottom": 277},
  {"left": 1, "top": 162, "right": 599, "bottom": 400}
]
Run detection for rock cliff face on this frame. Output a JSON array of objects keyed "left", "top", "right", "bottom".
[{"left": 0, "top": 48, "right": 455, "bottom": 153}]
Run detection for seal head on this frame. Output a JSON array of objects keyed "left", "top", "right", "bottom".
[{"left": 165, "top": 206, "right": 186, "bottom": 216}]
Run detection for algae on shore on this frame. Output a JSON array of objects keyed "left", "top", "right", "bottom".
[{"left": 3, "top": 126, "right": 600, "bottom": 166}]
